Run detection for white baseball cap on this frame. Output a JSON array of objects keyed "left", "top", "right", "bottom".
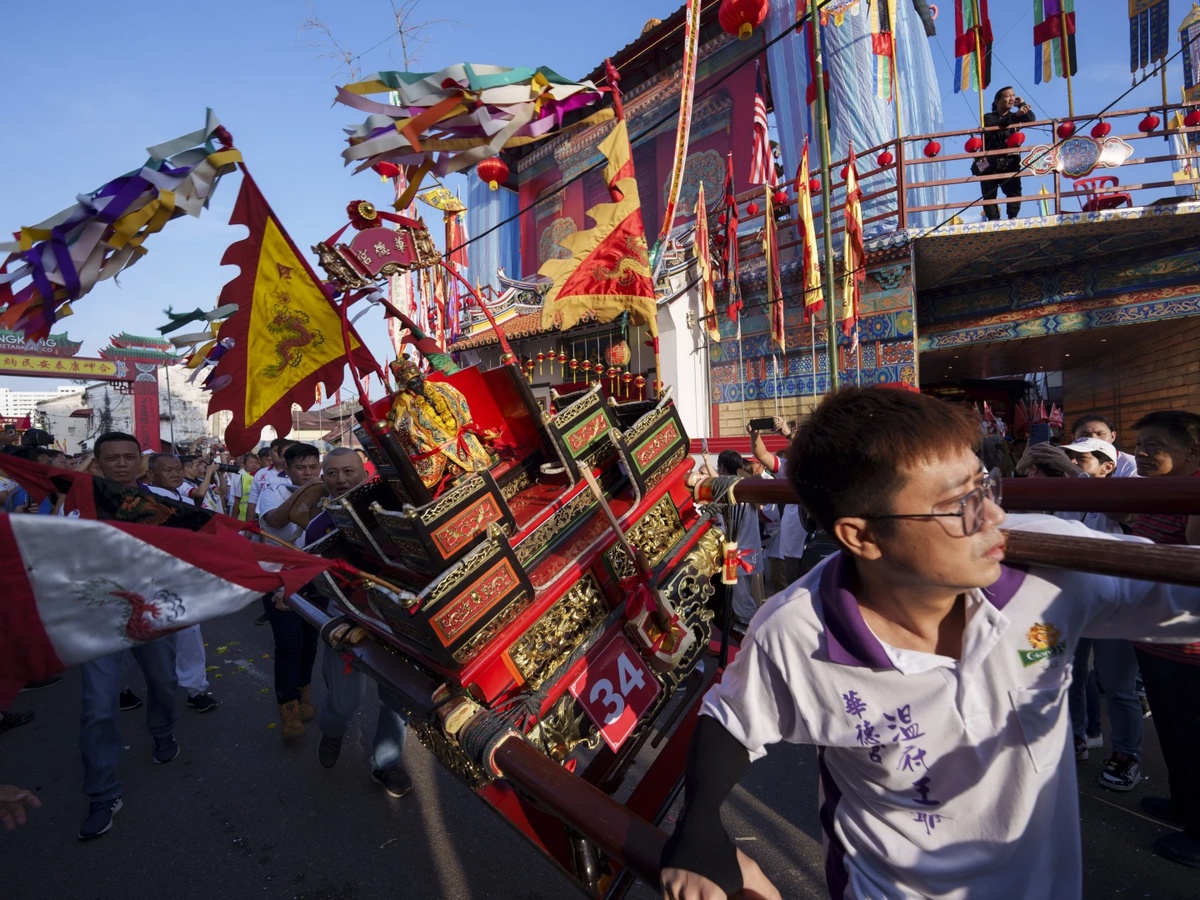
[{"left": 1060, "top": 437, "right": 1117, "bottom": 464}]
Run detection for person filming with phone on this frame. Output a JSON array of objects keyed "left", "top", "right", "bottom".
[{"left": 971, "top": 86, "right": 1035, "bottom": 221}]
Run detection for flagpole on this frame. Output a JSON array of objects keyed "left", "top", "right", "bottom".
[
  {"left": 972, "top": 0, "right": 986, "bottom": 128},
  {"left": 1058, "top": 3, "right": 1074, "bottom": 118},
  {"left": 811, "top": 12, "right": 840, "bottom": 392}
]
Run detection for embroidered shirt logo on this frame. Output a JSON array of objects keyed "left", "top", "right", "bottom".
[{"left": 1019, "top": 622, "right": 1065, "bottom": 667}]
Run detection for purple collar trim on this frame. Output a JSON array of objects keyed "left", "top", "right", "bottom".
[
  {"left": 981, "top": 563, "right": 1026, "bottom": 610},
  {"left": 819, "top": 554, "right": 895, "bottom": 670},
  {"left": 818, "top": 554, "right": 1028, "bottom": 668}
]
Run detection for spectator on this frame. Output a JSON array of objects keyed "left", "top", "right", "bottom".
[
  {"left": 972, "top": 86, "right": 1035, "bottom": 221},
  {"left": 246, "top": 438, "right": 293, "bottom": 522},
  {"left": 750, "top": 418, "right": 806, "bottom": 594},
  {"left": 142, "top": 454, "right": 219, "bottom": 713},
  {"left": 258, "top": 443, "right": 322, "bottom": 740},
  {"left": 1070, "top": 414, "right": 1139, "bottom": 477},
  {"left": 228, "top": 452, "right": 261, "bottom": 520},
  {"left": 1129, "top": 410, "right": 1200, "bottom": 868},
  {"left": 309, "top": 449, "right": 413, "bottom": 799},
  {"left": 659, "top": 387, "right": 1200, "bottom": 898},
  {"left": 715, "top": 449, "right": 763, "bottom": 633},
  {"left": 1022, "top": 438, "right": 1147, "bottom": 790},
  {"left": 77, "top": 432, "right": 179, "bottom": 841}
]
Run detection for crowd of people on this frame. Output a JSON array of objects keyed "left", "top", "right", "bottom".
[
  {"left": 2, "top": 389, "right": 1198, "bottom": 899},
  {"left": 0, "top": 431, "right": 404, "bottom": 840}
]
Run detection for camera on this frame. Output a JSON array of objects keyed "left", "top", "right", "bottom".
[{"left": 216, "top": 462, "right": 241, "bottom": 474}]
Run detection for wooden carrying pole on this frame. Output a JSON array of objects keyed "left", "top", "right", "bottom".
[{"left": 690, "top": 476, "right": 1200, "bottom": 585}]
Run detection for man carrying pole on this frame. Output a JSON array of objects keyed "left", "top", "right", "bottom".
[{"left": 661, "top": 386, "right": 1200, "bottom": 898}]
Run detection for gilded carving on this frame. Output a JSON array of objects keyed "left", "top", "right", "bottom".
[
  {"left": 500, "top": 470, "right": 533, "bottom": 500},
  {"left": 508, "top": 573, "right": 609, "bottom": 690},
  {"left": 530, "top": 692, "right": 601, "bottom": 761},
  {"left": 606, "top": 496, "right": 684, "bottom": 577},
  {"left": 633, "top": 421, "right": 681, "bottom": 471},
  {"left": 623, "top": 404, "right": 669, "bottom": 444},
  {"left": 431, "top": 560, "right": 519, "bottom": 644},
  {"left": 451, "top": 590, "right": 532, "bottom": 663},
  {"left": 645, "top": 446, "right": 687, "bottom": 490},
  {"left": 432, "top": 497, "right": 502, "bottom": 556},
  {"left": 552, "top": 387, "right": 603, "bottom": 429},
  {"left": 514, "top": 489, "right": 596, "bottom": 565}
]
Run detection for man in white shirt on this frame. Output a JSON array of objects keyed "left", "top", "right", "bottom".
[
  {"left": 257, "top": 443, "right": 322, "bottom": 740},
  {"left": 660, "top": 387, "right": 1200, "bottom": 900},
  {"left": 247, "top": 439, "right": 293, "bottom": 521}
]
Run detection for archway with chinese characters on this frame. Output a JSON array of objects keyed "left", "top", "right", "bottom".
[{"left": 0, "top": 330, "right": 167, "bottom": 451}]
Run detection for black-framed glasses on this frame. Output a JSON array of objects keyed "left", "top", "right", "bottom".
[{"left": 862, "top": 468, "right": 1002, "bottom": 537}]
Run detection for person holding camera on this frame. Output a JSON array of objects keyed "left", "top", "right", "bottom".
[{"left": 972, "top": 86, "right": 1035, "bottom": 221}]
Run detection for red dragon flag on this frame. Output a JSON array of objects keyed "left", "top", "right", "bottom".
[
  {"left": 0, "top": 515, "right": 332, "bottom": 707},
  {"left": 538, "top": 119, "right": 657, "bottom": 338},
  {"left": 842, "top": 144, "right": 865, "bottom": 339},
  {"left": 208, "top": 169, "right": 379, "bottom": 454},
  {"left": 796, "top": 140, "right": 824, "bottom": 320},
  {"left": 693, "top": 181, "right": 721, "bottom": 343},
  {"left": 749, "top": 61, "right": 777, "bottom": 187},
  {"left": 954, "top": 0, "right": 993, "bottom": 93},
  {"left": 1034, "top": 0, "right": 1077, "bottom": 84}
]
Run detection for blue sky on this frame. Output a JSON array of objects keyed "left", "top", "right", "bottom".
[{"left": 0, "top": 0, "right": 1186, "bottom": 393}]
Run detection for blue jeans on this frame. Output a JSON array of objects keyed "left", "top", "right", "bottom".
[
  {"left": 80, "top": 639, "right": 178, "bottom": 802},
  {"left": 318, "top": 645, "right": 407, "bottom": 772},
  {"left": 1069, "top": 639, "right": 1101, "bottom": 739},
  {"left": 1070, "top": 638, "right": 1143, "bottom": 758}
]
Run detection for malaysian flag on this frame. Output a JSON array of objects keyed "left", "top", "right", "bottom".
[{"left": 749, "top": 61, "right": 776, "bottom": 187}]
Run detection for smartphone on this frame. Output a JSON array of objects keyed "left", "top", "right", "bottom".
[
  {"left": 1029, "top": 422, "right": 1052, "bottom": 446},
  {"left": 748, "top": 417, "right": 776, "bottom": 432}
]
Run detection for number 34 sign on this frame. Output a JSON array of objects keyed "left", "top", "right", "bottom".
[{"left": 568, "top": 632, "right": 662, "bottom": 751}]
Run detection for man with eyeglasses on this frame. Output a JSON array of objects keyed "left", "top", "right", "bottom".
[{"left": 660, "top": 387, "right": 1200, "bottom": 899}]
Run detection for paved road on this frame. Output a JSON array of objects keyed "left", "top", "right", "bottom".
[{"left": 2, "top": 609, "right": 1194, "bottom": 899}]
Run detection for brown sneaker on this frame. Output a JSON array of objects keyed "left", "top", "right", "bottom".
[
  {"left": 278, "top": 700, "right": 305, "bottom": 740},
  {"left": 298, "top": 685, "right": 316, "bottom": 723}
]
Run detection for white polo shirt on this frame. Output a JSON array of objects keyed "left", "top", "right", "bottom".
[
  {"left": 256, "top": 478, "right": 302, "bottom": 544},
  {"left": 248, "top": 465, "right": 286, "bottom": 506},
  {"left": 701, "top": 515, "right": 1200, "bottom": 900}
]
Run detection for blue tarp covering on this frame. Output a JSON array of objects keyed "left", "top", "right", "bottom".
[
  {"left": 466, "top": 177, "right": 521, "bottom": 289},
  {"left": 765, "top": 0, "right": 947, "bottom": 234}
]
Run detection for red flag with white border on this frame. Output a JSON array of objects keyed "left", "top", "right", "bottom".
[{"left": 0, "top": 515, "right": 332, "bottom": 706}]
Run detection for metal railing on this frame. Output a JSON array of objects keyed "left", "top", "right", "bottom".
[{"left": 731, "top": 103, "right": 1200, "bottom": 266}]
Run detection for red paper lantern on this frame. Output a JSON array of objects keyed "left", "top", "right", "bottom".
[
  {"left": 717, "top": 212, "right": 727, "bottom": 225},
  {"left": 476, "top": 155, "right": 509, "bottom": 191},
  {"left": 923, "top": 141, "right": 941, "bottom": 158},
  {"left": 808, "top": 177, "right": 821, "bottom": 193},
  {"left": 1139, "top": 114, "right": 1160, "bottom": 133},
  {"left": 557, "top": 351, "right": 567, "bottom": 365},
  {"left": 1056, "top": 121, "right": 1076, "bottom": 139},
  {"left": 964, "top": 136, "right": 983, "bottom": 153},
  {"left": 1006, "top": 132, "right": 1026, "bottom": 148},
  {"left": 1185, "top": 110, "right": 1200, "bottom": 127},
  {"left": 713, "top": 232, "right": 726, "bottom": 246},
  {"left": 1090, "top": 121, "right": 1111, "bottom": 138},
  {"left": 718, "top": 0, "right": 768, "bottom": 40},
  {"left": 773, "top": 189, "right": 788, "bottom": 205},
  {"left": 877, "top": 150, "right": 894, "bottom": 167},
  {"left": 593, "top": 362, "right": 605, "bottom": 376},
  {"left": 746, "top": 201, "right": 760, "bottom": 216}
]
